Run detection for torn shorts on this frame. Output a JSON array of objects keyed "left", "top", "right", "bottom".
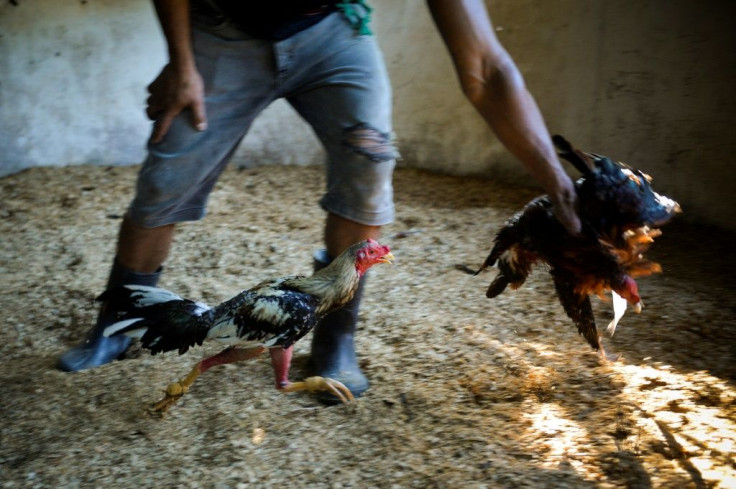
[{"left": 127, "top": 11, "right": 397, "bottom": 228}]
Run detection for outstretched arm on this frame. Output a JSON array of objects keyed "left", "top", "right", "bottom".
[
  {"left": 148, "top": 0, "right": 208, "bottom": 143},
  {"left": 427, "top": 0, "right": 580, "bottom": 234}
]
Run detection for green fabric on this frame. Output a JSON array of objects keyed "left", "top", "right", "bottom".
[{"left": 336, "top": 0, "right": 373, "bottom": 36}]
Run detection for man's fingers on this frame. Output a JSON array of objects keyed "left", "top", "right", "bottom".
[
  {"left": 146, "top": 104, "right": 162, "bottom": 121},
  {"left": 549, "top": 178, "right": 581, "bottom": 235},
  {"left": 150, "top": 112, "right": 175, "bottom": 144},
  {"left": 150, "top": 104, "right": 207, "bottom": 143},
  {"left": 190, "top": 100, "right": 208, "bottom": 132},
  {"left": 554, "top": 206, "right": 582, "bottom": 236},
  {"left": 147, "top": 75, "right": 163, "bottom": 95}
]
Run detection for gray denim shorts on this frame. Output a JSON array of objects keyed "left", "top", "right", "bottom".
[{"left": 127, "top": 11, "right": 397, "bottom": 228}]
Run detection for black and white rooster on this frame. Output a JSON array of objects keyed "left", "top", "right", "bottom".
[{"left": 103, "top": 239, "right": 393, "bottom": 412}]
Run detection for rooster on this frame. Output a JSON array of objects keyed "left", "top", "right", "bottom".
[
  {"left": 102, "top": 239, "right": 394, "bottom": 412},
  {"left": 474, "top": 136, "right": 681, "bottom": 358}
]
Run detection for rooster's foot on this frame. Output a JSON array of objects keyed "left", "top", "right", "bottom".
[
  {"left": 597, "top": 346, "right": 622, "bottom": 363},
  {"left": 280, "top": 376, "right": 355, "bottom": 404},
  {"left": 149, "top": 381, "right": 190, "bottom": 414}
]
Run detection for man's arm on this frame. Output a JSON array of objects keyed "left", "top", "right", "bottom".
[
  {"left": 426, "top": 0, "right": 580, "bottom": 234},
  {"left": 148, "top": 0, "right": 207, "bottom": 143}
]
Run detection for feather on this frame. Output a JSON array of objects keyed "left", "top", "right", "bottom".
[{"left": 607, "top": 291, "right": 628, "bottom": 336}]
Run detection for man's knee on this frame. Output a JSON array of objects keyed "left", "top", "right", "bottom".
[{"left": 342, "top": 123, "right": 398, "bottom": 163}]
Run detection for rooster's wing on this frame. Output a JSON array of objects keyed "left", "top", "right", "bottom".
[{"left": 207, "top": 281, "right": 321, "bottom": 350}]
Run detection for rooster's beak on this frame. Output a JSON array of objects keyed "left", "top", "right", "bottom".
[{"left": 379, "top": 252, "right": 395, "bottom": 264}]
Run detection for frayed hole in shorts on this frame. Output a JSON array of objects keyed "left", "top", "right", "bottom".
[{"left": 343, "top": 123, "right": 398, "bottom": 162}]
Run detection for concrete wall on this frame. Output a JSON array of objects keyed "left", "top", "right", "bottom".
[
  {"left": 0, "top": 1, "right": 165, "bottom": 174},
  {"left": 1, "top": 1, "right": 734, "bottom": 230}
]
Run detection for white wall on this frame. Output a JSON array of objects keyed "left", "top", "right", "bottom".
[
  {"left": 1, "top": 1, "right": 734, "bottom": 230},
  {"left": 0, "top": 1, "right": 165, "bottom": 174}
]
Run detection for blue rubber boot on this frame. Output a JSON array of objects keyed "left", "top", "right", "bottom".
[
  {"left": 57, "top": 259, "right": 161, "bottom": 372},
  {"left": 310, "top": 249, "right": 369, "bottom": 404}
]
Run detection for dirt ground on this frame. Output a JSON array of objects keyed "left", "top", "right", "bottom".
[{"left": 1, "top": 163, "right": 734, "bottom": 489}]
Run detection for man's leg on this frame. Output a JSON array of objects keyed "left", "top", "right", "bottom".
[
  {"left": 57, "top": 218, "right": 173, "bottom": 372},
  {"left": 281, "top": 12, "right": 396, "bottom": 400},
  {"left": 309, "top": 214, "right": 381, "bottom": 400},
  {"left": 57, "top": 23, "right": 282, "bottom": 372},
  {"left": 324, "top": 213, "right": 381, "bottom": 260},
  {"left": 117, "top": 218, "right": 175, "bottom": 273}
]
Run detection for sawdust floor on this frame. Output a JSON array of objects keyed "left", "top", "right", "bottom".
[{"left": 1, "top": 163, "right": 735, "bottom": 489}]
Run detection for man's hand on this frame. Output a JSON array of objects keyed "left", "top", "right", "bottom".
[
  {"left": 548, "top": 177, "right": 582, "bottom": 235},
  {"left": 146, "top": 63, "right": 207, "bottom": 143}
]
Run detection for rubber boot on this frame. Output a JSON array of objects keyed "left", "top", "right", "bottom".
[
  {"left": 57, "top": 259, "right": 162, "bottom": 372},
  {"left": 309, "top": 249, "right": 370, "bottom": 403}
]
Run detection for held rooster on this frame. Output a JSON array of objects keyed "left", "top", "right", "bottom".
[
  {"left": 102, "top": 239, "right": 394, "bottom": 413},
  {"left": 474, "top": 136, "right": 681, "bottom": 359}
]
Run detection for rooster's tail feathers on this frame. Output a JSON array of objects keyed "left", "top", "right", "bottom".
[
  {"left": 552, "top": 135, "right": 595, "bottom": 176},
  {"left": 97, "top": 284, "right": 193, "bottom": 309},
  {"left": 103, "top": 306, "right": 213, "bottom": 354},
  {"left": 102, "top": 318, "right": 148, "bottom": 339},
  {"left": 100, "top": 285, "right": 213, "bottom": 355}
]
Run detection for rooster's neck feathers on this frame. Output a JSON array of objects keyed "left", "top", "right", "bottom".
[{"left": 284, "top": 245, "right": 362, "bottom": 316}]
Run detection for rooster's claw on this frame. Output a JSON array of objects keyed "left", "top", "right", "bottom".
[
  {"left": 280, "top": 376, "right": 355, "bottom": 404},
  {"left": 148, "top": 382, "right": 190, "bottom": 415}
]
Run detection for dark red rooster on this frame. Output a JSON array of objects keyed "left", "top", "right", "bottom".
[
  {"left": 102, "top": 239, "right": 394, "bottom": 412},
  {"left": 474, "top": 136, "right": 681, "bottom": 358}
]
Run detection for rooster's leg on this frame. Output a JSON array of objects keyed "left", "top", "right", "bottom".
[
  {"left": 269, "top": 347, "right": 355, "bottom": 404},
  {"left": 151, "top": 346, "right": 267, "bottom": 414},
  {"left": 597, "top": 344, "right": 622, "bottom": 363}
]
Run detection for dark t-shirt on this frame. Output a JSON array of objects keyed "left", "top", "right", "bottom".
[{"left": 206, "top": 1, "right": 339, "bottom": 40}]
